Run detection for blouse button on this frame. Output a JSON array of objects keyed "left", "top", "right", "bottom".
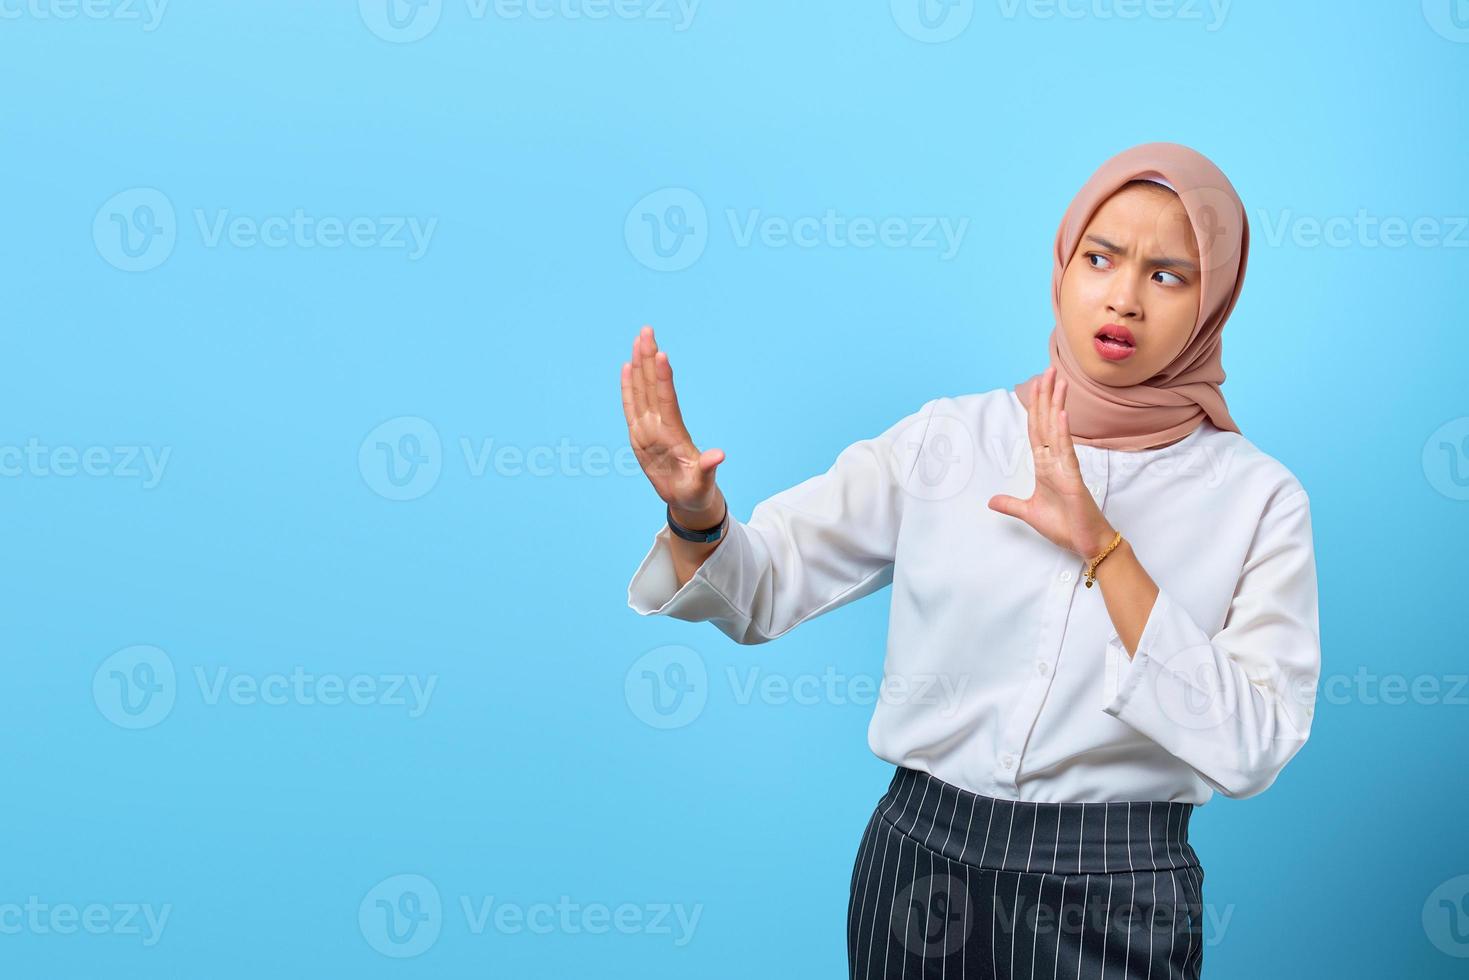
[
  {"left": 1036, "top": 661, "right": 1050, "bottom": 676},
  {"left": 1001, "top": 754, "right": 1015, "bottom": 769},
  {"left": 1059, "top": 570, "right": 1073, "bottom": 583}
]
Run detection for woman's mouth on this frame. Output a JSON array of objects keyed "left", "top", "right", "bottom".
[{"left": 1093, "top": 325, "right": 1136, "bottom": 361}]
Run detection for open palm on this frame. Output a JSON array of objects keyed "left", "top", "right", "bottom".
[
  {"left": 620, "top": 325, "right": 725, "bottom": 516},
  {"left": 987, "top": 365, "right": 1114, "bottom": 559}
]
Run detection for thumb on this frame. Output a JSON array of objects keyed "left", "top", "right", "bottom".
[
  {"left": 987, "top": 494, "right": 1026, "bottom": 521},
  {"left": 698, "top": 447, "right": 725, "bottom": 475}
]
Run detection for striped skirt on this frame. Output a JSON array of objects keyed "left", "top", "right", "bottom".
[{"left": 848, "top": 766, "right": 1206, "bottom": 979}]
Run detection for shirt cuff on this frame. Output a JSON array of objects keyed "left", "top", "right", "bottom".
[
  {"left": 626, "top": 520, "right": 744, "bottom": 621},
  {"left": 1101, "top": 588, "right": 1172, "bottom": 713}
]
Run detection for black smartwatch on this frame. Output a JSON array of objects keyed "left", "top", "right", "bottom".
[{"left": 666, "top": 502, "right": 729, "bottom": 543}]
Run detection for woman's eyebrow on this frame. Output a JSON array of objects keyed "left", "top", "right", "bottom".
[{"left": 1083, "top": 234, "right": 1200, "bottom": 274}]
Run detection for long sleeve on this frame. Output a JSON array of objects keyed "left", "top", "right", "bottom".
[
  {"left": 1101, "top": 488, "right": 1321, "bottom": 799},
  {"left": 626, "top": 399, "right": 937, "bottom": 645}
]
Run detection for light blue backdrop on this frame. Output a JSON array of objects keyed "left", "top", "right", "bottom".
[{"left": 1, "top": 1, "right": 1465, "bottom": 976}]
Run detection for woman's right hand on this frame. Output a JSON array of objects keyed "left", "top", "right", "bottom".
[{"left": 621, "top": 325, "right": 726, "bottom": 523}]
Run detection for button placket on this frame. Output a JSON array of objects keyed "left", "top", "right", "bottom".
[{"left": 996, "top": 550, "right": 1077, "bottom": 793}]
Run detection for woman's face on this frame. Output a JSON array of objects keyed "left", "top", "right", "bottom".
[{"left": 1058, "top": 182, "right": 1203, "bottom": 387}]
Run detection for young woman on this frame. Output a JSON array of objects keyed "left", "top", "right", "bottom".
[{"left": 620, "top": 142, "right": 1320, "bottom": 980}]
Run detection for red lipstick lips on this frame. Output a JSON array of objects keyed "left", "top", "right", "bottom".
[{"left": 1094, "top": 324, "right": 1136, "bottom": 361}]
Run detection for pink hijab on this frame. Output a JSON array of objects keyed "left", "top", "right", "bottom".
[{"left": 1014, "top": 142, "right": 1250, "bottom": 451}]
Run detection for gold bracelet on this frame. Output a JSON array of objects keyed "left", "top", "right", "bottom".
[{"left": 1084, "top": 531, "right": 1123, "bottom": 589}]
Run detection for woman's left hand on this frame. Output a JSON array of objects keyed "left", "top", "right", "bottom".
[{"left": 988, "top": 365, "right": 1117, "bottom": 561}]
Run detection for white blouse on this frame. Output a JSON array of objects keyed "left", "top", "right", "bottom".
[{"left": 627, "top": 387, "right": 1321, "bottom": 805}]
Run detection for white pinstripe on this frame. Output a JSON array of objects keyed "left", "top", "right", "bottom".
[
  {"left": 883, "top": 832, "right": 910, "bottom": 978},
  {"left": 995, "top": 800, "right": 1016, "bottom": 980},
  {"left": 962, "top": 863, "right": 970, "bottom": 979},
  {"left": 1052, "top": 872, "right": 1064, "bottom": 980},
  {"left": 1053, "top": 805, "right": 1062, "bottom": 874},
  {"left": 1004, "top": 805, "right": 1016, "bottom": 980},
  {"left": 1122, "top": 872, "right": 1135, "bottom": 978},
  {"left": 957, "top": 792, "right": 979, "bottom": 866},
  {"left": 1179, "top": 865, "right": 1195, "bottom": 977},
  {"left": 848, "top": 787, "right": 894, "bottom": 957},
  {"left": 1027, "top": 800, "right": 1039, "bottom": 872},
  {"left": 1167, "top": 870, "right": 1179, "bottom": 980},
  {"left": 862, "top": 773, "right": 918, "bottom": 980},
  {"left": 911, "top": 774, "right": 932, "bottom": 844}
]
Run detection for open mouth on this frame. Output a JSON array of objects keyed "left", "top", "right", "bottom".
[
  {"left": 1093, "top": 325, "right": 1136, "bottom": 360},
  {"left": 1094, "top": 325, "right": 1136, "bottom": 348}
]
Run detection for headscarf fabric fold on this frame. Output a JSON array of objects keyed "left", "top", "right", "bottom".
[{"left": 1015, "top": 142, "right": 1250, "bottom": 451}]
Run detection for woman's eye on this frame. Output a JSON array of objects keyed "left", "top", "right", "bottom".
[
  {"left": 1086, "top": 253, "right": 1111, "bottom": 270},
  {"left": 1154, "top": 270, "right": 1184, "bottom": 286}
]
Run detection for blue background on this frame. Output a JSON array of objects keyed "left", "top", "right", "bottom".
[{"left": 2, "top": 1, "right": 1466, "bottom": 976}]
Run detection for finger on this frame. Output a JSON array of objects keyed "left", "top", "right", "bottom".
[
  {"left": 639, "top": 326, "right": 659, "bottom": 414},
  {"left": 630, "top": 331, "right": 647, "bottom": 418},
  {"left": 1046, "top": 366, "right": 1061, "bottom": 450},
  {"left": 654, "top": 350, "right": 687, "bottom": 434},
  {"left": 1036, "top": 366, "right": 1054, "bottom": 452},
  {"left": 620, "top": 361, "right": 637, "bottom": 431},
  {"left": 1024, "top": 374, "right": 1041, "bottom": 453},
  {"left": 1057, "top": 405, "right": 1083, "bottom": 480}
]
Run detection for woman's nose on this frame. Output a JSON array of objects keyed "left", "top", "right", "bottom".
[{"left": 1106, "top": 273, "right": 1142, "bottom": 318}]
